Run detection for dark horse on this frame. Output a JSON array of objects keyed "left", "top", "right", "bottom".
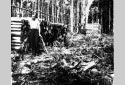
[{"left": 40, "top": 21, "right": 67, "bottom": 47}]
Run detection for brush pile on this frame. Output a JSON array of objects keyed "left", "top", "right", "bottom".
[{"left": 11, "top": 33, "right": 114, "bottom": 85}]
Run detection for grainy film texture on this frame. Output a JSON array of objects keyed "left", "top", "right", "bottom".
[{"left": 11, "top": 0, "right": 114, "bottom": 85}]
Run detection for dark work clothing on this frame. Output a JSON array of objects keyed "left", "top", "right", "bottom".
[{"left": 29, "top": 29, "right": 40, "bottom": 55}]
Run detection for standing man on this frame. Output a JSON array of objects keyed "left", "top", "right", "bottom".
[{"left": 29, "top": 13, "right": 41, "bottom": 56}]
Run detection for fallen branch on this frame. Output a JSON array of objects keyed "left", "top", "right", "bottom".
[{"left": 39, "top": 35, "right": 48, "bottom": 54}]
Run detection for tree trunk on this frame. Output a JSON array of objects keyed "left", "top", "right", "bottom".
[
  {"left": 47, "top": 2, "right": 50, "bottom": 22},
  {"left": 38, "top": 0, "right": 40, "bottom": 19},
  {"left": 81, "top": 0, "right": 86, "bottom": 29},
  {"left": 57, "top": 2, "right": 60, "bottom": 23},
  {"left": 70, "top": 0, "right": 74, "bottom": 33},
  {"left": 20, "top": 0, "right": 23, "bottom": 17},
  {"left": 52, "top": 0, "right": 54, "bottom": 23}
]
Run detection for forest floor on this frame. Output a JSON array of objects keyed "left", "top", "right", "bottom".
[{"left": 11, "top": 33, "right": 114, "bottom": 85}]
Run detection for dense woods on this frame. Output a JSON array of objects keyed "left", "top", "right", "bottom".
[{"left": 11, "top": 0, "right": 113, "bottom": 35}]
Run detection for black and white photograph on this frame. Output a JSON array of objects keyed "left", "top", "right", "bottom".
[{"left": 11, "top": 0, "right": 114, "bottom": 85}]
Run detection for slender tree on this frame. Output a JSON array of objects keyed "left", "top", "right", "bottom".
[{"left": 70, "top": 0, "right": 74, "bottom": 33}]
